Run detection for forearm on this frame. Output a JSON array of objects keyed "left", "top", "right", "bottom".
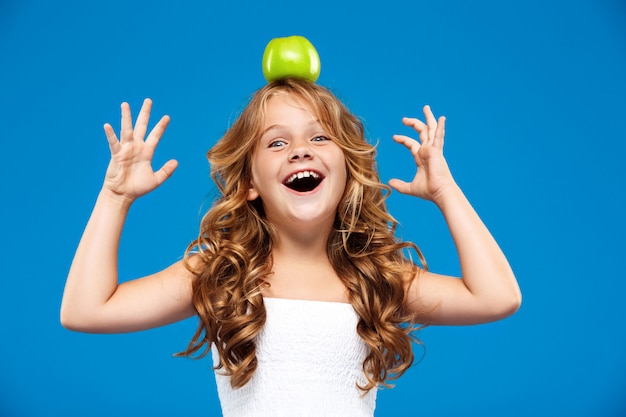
[
  {"left": 60, "top": 188, "right": 133, "bottom": 329},
  {"left": 434, "top": 183, "right": 521, "bottom": 314}
]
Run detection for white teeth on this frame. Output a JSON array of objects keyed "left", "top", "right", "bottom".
[{"left": 285, "top": 170, "right": 320, "bottom": 184}]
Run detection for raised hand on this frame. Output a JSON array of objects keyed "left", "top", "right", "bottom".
[
  {"left": 388, "top": 105, "right": 455, "bottom": 203},
  {"left": 103, "top": 99, "right": 178, "bottom": 202}
]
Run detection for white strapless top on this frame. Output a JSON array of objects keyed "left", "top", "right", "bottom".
[{"left": 213, "top": 297, "right": 377, "bottom": 417}]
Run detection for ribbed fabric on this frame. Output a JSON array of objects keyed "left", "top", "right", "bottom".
[{"left": 213, "top": 297, "right": 377, "bottom": 417}]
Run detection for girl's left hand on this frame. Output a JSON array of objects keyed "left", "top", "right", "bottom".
[{"left": 389, "top": 105, "right": 455, "bottom": 203}]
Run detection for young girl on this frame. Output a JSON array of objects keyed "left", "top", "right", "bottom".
[{"left": 61, "top": 78, "right": 521, "bottom": 416}]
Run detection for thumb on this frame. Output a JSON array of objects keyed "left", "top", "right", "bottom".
[
  {"left": 388, "top": 178, "right": 412, "bottom": 195},
  {"left": 154, "top": 159, "right": 179, "bottom": 186}
]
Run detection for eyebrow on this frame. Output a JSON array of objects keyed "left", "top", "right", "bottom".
[{"left": 260, "top": 119, "right": 323, "bottom": 137}]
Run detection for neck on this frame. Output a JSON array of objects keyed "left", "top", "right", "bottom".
[
  {"left": 265, "top": 220, "right": 347, "bottom": 303},
  {"left": 272, "top": 226, "right": 330, "bottom": 263},
  {"left": 268, "top": 212, "right": 335, "bottom": 258}
]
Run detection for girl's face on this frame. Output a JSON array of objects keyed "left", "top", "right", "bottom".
[{"left": 248, "top": 93, "right": 347, "bottom": 233}]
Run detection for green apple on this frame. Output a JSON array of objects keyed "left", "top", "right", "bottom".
[{"left": 262, "top": 35, "right": 321, "bottom": 83}]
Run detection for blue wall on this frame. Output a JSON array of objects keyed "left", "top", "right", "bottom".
[{"left": 1, "top": 1, "right": 625, "bottom": 415}]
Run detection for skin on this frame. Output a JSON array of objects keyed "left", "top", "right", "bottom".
[
  {"left": 391, "top": 111, "right": 521, "bottom": 324},
  {"left": 248, "top": 95, "right": 349, "bottom": 302},
  {"left": 60, "top": 97, "right": 521, "bottom": 333},
  {"left": 248, "top": 94, "right": 347, "bottom": 240}
]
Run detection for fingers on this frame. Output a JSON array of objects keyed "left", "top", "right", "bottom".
[
  {"left": 401, "top": 117, "right": 427, "bottom": 135},
  {"left": 120, "top": 102, "right": 133, "bottom": 142},
  {"left": 434, "top": 115, "right": 446, "bottom": 149},
  {"left": 103, "top": 123, "right": 120, "bottom": 154},
  {"left": 392, "top": 134, "right": 420, "bottom": 147},
  {"left": 423, "top": 105, "right": 438, "bottom": 142},
  {"left": 111, "top": 99, "right": 168, "bottom": 147},
  {"left": 392, "top": 134, "right": 421, "bottom": 156},
  {"left": 401, "top": 105, "right": 446, "bottom": 149},
  {"left": 145, "top": 115, "right": 171, "bottom": 148},
  {"left": 119, "top": 99, "right": 153, "bottom": 142},
  {"left": 133, "top": 98, "right": 153, "bottom": 140},
  {"left": 423, "top": 105, "right": 446, "bottom": 148}
]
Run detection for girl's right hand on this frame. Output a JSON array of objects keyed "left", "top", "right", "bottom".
[{"left": 103, "top": 98, "right": 178, "bottom": 203}]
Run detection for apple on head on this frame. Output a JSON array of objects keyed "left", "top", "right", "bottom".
[{"left": 262, "top": 35, "right": 321, "bottom": 83}]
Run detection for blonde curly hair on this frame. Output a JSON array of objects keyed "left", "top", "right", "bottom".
[{"left": 180, "top": 78, "right": 427, "bottom": 391}]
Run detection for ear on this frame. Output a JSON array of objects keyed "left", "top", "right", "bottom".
[{"left": 247, "top": 181, "right": 259, "bottom": 201}]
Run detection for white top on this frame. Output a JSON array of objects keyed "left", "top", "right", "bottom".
[{"left": 213, "top": 297, "right": 377, "bottom": 417}]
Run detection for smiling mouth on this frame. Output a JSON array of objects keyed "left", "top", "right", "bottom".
[{"left": 283, "top": 170, "right": 324, "bottom": 192}]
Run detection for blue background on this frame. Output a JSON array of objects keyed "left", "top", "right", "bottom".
[{"left": 1, "top": 1, "right": 625, "bottom": 416}]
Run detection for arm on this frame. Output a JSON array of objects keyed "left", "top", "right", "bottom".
[
  {"left": 390, "top": 106, "right": 521, "bottom": 325},
  {"left": 60, "top": 99, "right": 196, "bottom": 333}
]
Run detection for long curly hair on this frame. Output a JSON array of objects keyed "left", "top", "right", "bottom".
[{"left": 179, "top": 78, "right": 427, "bottom": 391}]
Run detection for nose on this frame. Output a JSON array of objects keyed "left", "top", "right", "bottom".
[{"left": 289, "top": 140, "right": 313, "bottom": 161}]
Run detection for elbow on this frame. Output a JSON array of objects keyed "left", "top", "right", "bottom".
[
  {"left": 59, "top": 308, "right": 84, "bottom": 332},
  {"left": 490, "top": 270, "right": 522, "bottom": 320},
  {"left": 60, "top": 294, "right": 83, "bottom": 331},
  {"left": 512, "top": 290, "right": 522, "bottom": 312},
  {"left": 508, "top": 282, "right": 523, "bottom": 315},
  {"left": 493, "top": 289, "right": 522, "bottom": 321},
  {"left": 60, "top": 315, "right": 102, "bottom": 333},
  {"left": 60, "top": 305, "right": 99, "bottom": 333},
  {"left": 503, "top": 295, "right": 522, "bottom": 318}
]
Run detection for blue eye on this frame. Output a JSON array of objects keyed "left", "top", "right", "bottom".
[
  {"left": 269, "top": 139, "right": 287, "bottom": 148},
  {"left": 312, "top": 136, "right": 329, "bottom": 142}
]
